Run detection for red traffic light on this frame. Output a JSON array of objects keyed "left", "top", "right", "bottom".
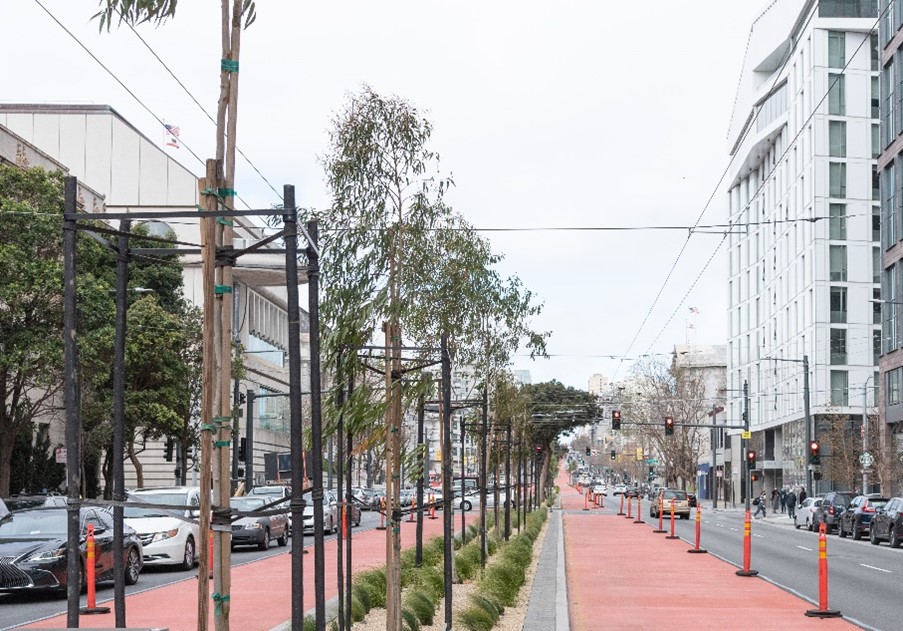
[
  {"left": 809, "top": 440, "right": 820, "bottom": 454},
  {"left": 746, "top": 449, "right": 756, "bottom": 469},
  {"left": 664, "top": 416, "right": 674, "bottom": 435},
  {"left": 611, "top": 410, "right": 621, "bottom": 430}
]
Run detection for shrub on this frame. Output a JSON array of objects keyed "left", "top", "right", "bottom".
[
  {"left": 351, "top": 583, "right": 372, "bottom": 612},
  {"left": 481, "top": 558, "right": 524, "bottom": 606},
  {"left": 457, "top": 605, "right": 495, "bottom": 631},
  {"left": 414, "top": 565, "right": 444, "bottom": 601},
  {"left": 302, "top": 617, "right": 316, "bottom": 631},
  {"left": 350, "top": 593, "right": 366, "bottom": 622},
  {"left": 469, "top": 594, "right": 501, "bottom": 622},
  {"left": 401, "top": 607, "right": 421, "bottom": 631},
  {"left": 455, "top": 541, "right": 481, "bottom": 581},
  {"left": 405, "top": 590, "right": 436, "bottom": 626},
  {"left": 422, "top": 536, "right": 445, "bottom": 566},
  {"left": 356, "top": 569, "right": 387, "bottom": 609}
]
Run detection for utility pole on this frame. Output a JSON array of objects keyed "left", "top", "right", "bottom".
[
  {"left": 441, "top": 334, "right": 453, "bottom": 631},
  {"left": 415, "top": 388, "right": 425, "bottom": 567},
  {"left": 862, "top": 375, "right": 871, "bottom": 495},
  {"left": 742, "top": 380, "right": 750, "bottom": 509},
  {"left": 244, "top": 391, "right": 255, "bottom": 492},
  {"left": 803, "top": 355, "right": 812, "bottom": 499},
  {"left": 711, "top": 404, "right": 718, "bottom": 510},
  {"left": 480, "top": 387, "right": 488, "bottom": 569}
]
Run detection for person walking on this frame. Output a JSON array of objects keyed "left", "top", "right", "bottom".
[
  {"left": 780, "top": 488, "right": 787, "bottom": 514},
  {"left": 799, "top": 487, "right": 807, "bottom": 504},
  {"left": 786, "top": 488, "right": 797, "bottom": 520},
  {"left": 754, "top": 491, "right": 768, "bottom": 518},
  {"left": 771, "top": 488, "right": 780, "bottom": 514}
]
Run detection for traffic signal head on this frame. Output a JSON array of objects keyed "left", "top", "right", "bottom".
[
  {"left": 746, "top": 449, "right": 756, "bottom": 470},
  {"left": 611, "top": 409, "right": 621, "bottom": 430},
  {"left": 809, "top": 440, "right": 821, "bottom": 465},
  {"left": 585, "top": 446, "right": 591, "bottom": 457},
  {"left": 664, "top": 416, "right": 674, "bottom": 436},
  {"left": 610, "top": 450, "right": 616, "bottom": 461},
  {"left": 751, "top": 473, "right": 759, "bottom": 482}
]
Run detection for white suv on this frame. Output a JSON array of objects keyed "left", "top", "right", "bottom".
[{"left": 124, "top": 486, "right": 201, "bottom": 571}]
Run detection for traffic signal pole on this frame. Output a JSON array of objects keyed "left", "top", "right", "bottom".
[{"left": 803, "top": 355, "right": 813, "bottom": 498}]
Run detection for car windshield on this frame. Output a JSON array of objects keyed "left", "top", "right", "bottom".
[
  {"left": 662, "top": 490, "right": 687, "bottom": 500},
  {"left": 0, "top": 510, "right": 67, "bottom": 536},
  {"left": 232, "top": 497, "right": 266, "bottom": 512},
  {"left": 867, "top": 499, "right": 889, "bottom": 510},
  {"left": 125, "top": 492, "right": 190, "bottom": 518}
]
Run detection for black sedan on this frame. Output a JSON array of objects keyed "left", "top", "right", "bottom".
[
  {"left": 230, "top": 496, "right": 289, "bottom": 551},
  {"left": 870, "top": 496, "right": 903, "bottom": 547},
  {"left": 0, "top": 506, "right": 143, "bottom": 593}
]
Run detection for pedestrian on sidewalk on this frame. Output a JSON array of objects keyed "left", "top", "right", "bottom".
[
  {"left": 754, "top": 491, "right": 767, "bottom": 518},
  {"left": 799, "top": 487, "right": 807, "bottom": 504},
  {"left": 786, "top": 488, "right": 797, "bottom": 519},
  {"left": 771, "top": 488, "right": 780, "bottom": 514},
  {"left": 780, "top": 488, "right": 787, "bottom": 514}
]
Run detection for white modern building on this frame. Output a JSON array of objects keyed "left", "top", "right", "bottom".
[
  {"left": 0, "top": 104, "right": 304, "bottom": 491},
  {"left": 726, "top": 0, "right": 879, "bottom": 498}
]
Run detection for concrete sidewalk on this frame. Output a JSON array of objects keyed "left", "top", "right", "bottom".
[
  {"left": 522, "top": 471, "right": 855, "bottom": 631},
  {"left": 21, "top": 510, "right": 477, "bottom": 631}
]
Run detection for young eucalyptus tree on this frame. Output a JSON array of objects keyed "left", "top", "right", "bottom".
[{"left": 320, "top": 86, "right": 546, "bottom": 631}]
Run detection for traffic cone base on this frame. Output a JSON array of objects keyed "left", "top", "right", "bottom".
[
  {"left": 687, "top": 547, "right": 708, "bottom": 553},
  {"left": 804, "top": 609, "right": 842, "bottom": 618},
  {"left": 736, "top": 568, "right": 759, "bottom": 576}
]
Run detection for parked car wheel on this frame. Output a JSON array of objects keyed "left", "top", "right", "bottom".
[
  {"left": 124, "top": 546, "right": 141, "bottom": 586},
  {"left": 852, "top": 519, "right": 864, "bottom": 540},
  {"left": 258, "top": 528, "right": 270, "bottom": 551},
  {"left": 839, "top": 521, "right": 848, "bottom": 538},
  {"left": 277, "top": 529, "right": 288, "bottom": 547},
  {"left": 870, "top": 527, "right": 880, "bottom": 545},
  {"left": 461, "top": 500, "right": 472, "bottom": 512},
  {"left": 181, "top": 537, "right": 196, "bottom": 571},
  {"left": 891, "top": 527, "right": 902, "bottom": 549}
]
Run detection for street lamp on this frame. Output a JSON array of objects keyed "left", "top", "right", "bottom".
[{"left": 763, "top": 355, "right": 812, "bottom": 498}]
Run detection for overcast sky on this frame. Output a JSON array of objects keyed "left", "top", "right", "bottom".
[{"left": 5, "top": 0, "right": 766, "bottom": 390}]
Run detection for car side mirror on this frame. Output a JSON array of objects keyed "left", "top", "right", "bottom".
[{"left": 191, "top": 510, "right": 201, "bottom": 518}]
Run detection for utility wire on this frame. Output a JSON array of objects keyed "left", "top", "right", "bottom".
[
  {"left": 121, "top": 18, "right": 284, "bottom": 204},
  {"left": 31, "top": 0, "right": 257, "bottom": 211}
]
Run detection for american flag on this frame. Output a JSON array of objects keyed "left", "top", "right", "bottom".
[
  {"left": 688, "top": 306, "right": 700, "bottom": 314},
  {"left": 164, "top": 123, "right": 180, "bottom": 149}
]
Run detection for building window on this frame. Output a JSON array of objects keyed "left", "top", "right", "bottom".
[
  {"left": 829, "top": 120, "right": 847, "bottom": 156},
  {"left": 820, "top": 0, "right": 878, "bottom": 17},
  {"left": 872, "top": 76, "right": 880, "bottom": 120},
  {"left": 872, "top": 32, "right": 880, "bottom": 71},
  {"left": 874, "top": 246, "right": 882, "bottom": 283},
  {"left": 830, "top": 245, "right": 847, "bottom": 281},
  {"left": 874, "top": 164, "right": 880, "bottom": 200},
  {"left": 873, "top": 124, "right": 880, "bottom": 158},
  {"left": 831, "top": 286, "right": 848, "bottom": 323},
  {"left": 830, "top": 162, "right": 847, "bottom": 198},
  {"left": 831, "top": 370, "right": 849, "bottom": 406},
  {"left": 874, "top": 287, "right": 883, "bottom": 324},
  {"left": 829, "top": 31, "right": 846, "bottom": 68},
  {"left": 831, "top": 328, "right": 847, "bottom": 364},
  {"left": 829, "top": 73, "right": 845, "bottom": 115},
  {"left": 874, "top": 205, "right": 881, "bottom": 241},
  {"left": 874, "top": 329, "right": 882, "bottom": 364},
  {"left": 830, "top": 203, "right": 847, "bottom": 239},
  {"left": 883, "top": 165, "right": 897, "bottom": 249},
  {"left": 883, "top": 61, "right": 895, "bottom": 147},
  {"left": 888, "top": 367, "right": 902, "bottom": 406}
]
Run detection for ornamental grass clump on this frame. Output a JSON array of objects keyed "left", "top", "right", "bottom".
[
  {"left": 457, "top": 604, "right": 496, "bottom": 631},
  {"left": 480, "top": 557, "right": 524, "bottom": 607},
  {"left": 401, "top": 607, "right": 421, "bottom": 631},
  {"left": 405, "top": 589, "right": 437, "bottom": 626},
  {"left": 454, "top": 539, "right": 482, "bottom": 581}
]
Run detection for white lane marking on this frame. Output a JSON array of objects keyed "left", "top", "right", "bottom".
[
  {"left": 860, "top": 563, "right": 892, "bottom": 574},
  {"left": 752, "top": 533, "right": 764, "bottom": 538},
  {"left": 729, "top": 527, "right": 738, "bottom": 531},
  {"left": 796, "top": 545, "right": 813, "bottom": 551}
]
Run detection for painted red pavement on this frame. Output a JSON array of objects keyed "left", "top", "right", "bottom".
[
  {"left": 558, "top": 471, "right": 854, "bottom": 631},
  {"left": 23, "top": 510, "right": 476, "bottom": 631}
]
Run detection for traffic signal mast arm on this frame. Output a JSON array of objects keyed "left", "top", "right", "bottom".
[{"left": 613, "top": 420, "right": 745, "bottom": 430}]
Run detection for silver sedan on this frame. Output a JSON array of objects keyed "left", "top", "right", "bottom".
[{"left": 794, "top": 496, "right": 824, "bottom": 531}]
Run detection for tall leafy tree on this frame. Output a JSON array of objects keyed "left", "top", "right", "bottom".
[{"left": 321, "top": 86, "right": 546, "bottom": 630}]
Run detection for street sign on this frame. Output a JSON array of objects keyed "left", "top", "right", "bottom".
[
  {"left": 859, "top": 452, "right": 874, "bottom": 467},
  {"left": 716, "top": 469, "right": 723, "bottom": 477},
  {"left": 741, "top": 430, "right": 751, "bottom": 439},
  {"left": 55, "top": 447, "right": 67, "bottom": 464},
  {"left": 646, "top": 458, "right": 659, "bottom": 465}
]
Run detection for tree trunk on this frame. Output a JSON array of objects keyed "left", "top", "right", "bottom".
[
  {"left": 0, "top": 425, "right": 17, "bottom": 498},
  {"left": 127, "top": 440, "right": 145, "bottom": 489}
]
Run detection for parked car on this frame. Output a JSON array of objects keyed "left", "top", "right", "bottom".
[
  {"left": 351, "top": 487, "right": 377, "bottom": 510},
  {"left": 870, "top": 496, "right": 903, "bottom": 547},
  {"left": 794, "top": 496, "right": 824, "bottom": 531},
  {"left": 229, "top": 496, "right": 289, "bottom": 550},
  {"left": 2, "top": 493, "right": 66, "bottom": 511},
  {"left": 612, "top": 484, "right": 628, "bottom": 496},
  {"left": 124, "top": 486, "right": 201, "bottom": 570},
  {"left": 592, "top": 484, "right": 607, "bottom": 496},
  {"left": 839, "top": 494, "right": 889, "bottom": 540},
  {"left": 813, "top": 491, "right": 856, "bottom": 534},
  {"left": 248, "top": 485, "right": 292, "bottom": 534},
  {"left": 0, "top": 497, "right": 8, "bottom": 519},
  {"left": 650, "top": 489, "right": 690, "bottom": 519},
  {"left": 0, "top": 506, "right": 143, "bottom": 593},
  {"left": 302, "top": 490, "right": 339, "bottom": 534}
]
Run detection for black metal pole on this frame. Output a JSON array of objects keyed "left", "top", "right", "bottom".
[
  {"left": 112, "top": 218, "right": 131, "bottom": 626},
  {"left": 63, "top": 177, "right": 81, "bottom": 627},
  {"left": 460, "top": 416, "right": 466, "bottom": 542},
  {"left": 336, "top": 375, "right": 345, "bottom": 631},
  {"left": 306, "top": 220, "right": 327, "bottom": 631},
  {"left": 283, "top": 186, "right": 305, "bottom": 631},
  {"left": 480, "top": 388, "right": 488, "bottom": 569},
  {"left": 803, "top": 355, "right": 813, "bottom": 498},
  {"left": 245, "top": 391, "right": 255, "bottom": 492},
  {"left": 416, "top": 390, "right": 425, "bottom": 567},
  {"left": 345, "top": 373, "right": 354, "bottom": 631},
  {"left": 505, "top": 420, "right": 511, "bottom": 541},
  {"left": 232, "top": 378, "right": 240, "bottom": 494},
  {"left": 743, "top": 380, "right": 750, "bottom": 510},
  {"left": 441, "top": 334, "right": 453, "bottom": 631}
]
